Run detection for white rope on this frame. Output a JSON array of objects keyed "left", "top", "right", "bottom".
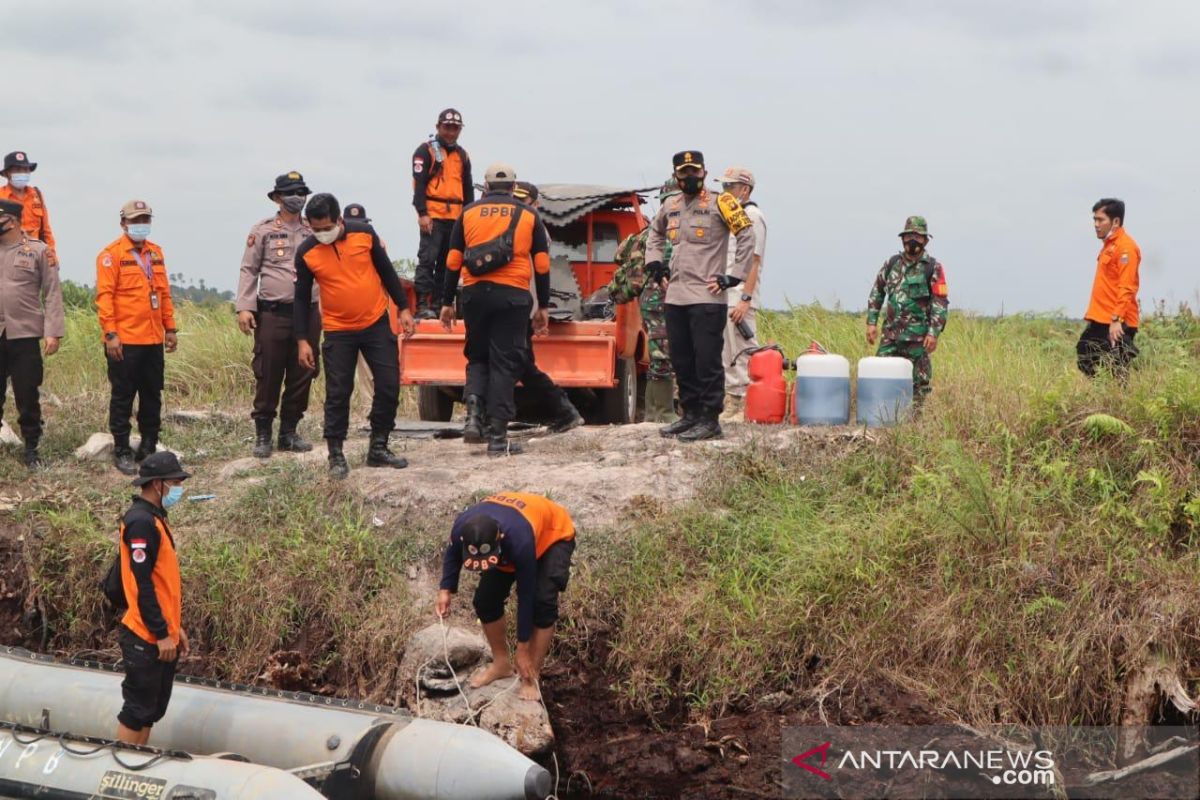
[{"left": 418, "top": 615, "right": 560, "bottom": 798}]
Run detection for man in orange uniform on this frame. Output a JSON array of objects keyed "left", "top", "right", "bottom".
[
  {"left": 412, "top": 108, "right": 474, "bottom": 319},
  {"left": 439, "top": 164, "right": 551, "bottom": 456},
  {"left": 0, "top": 151, "right": 55, "bottom": 255},
  {"left": 436, "top": 492, "right": 576, "bottom": 701},
  {"left": 1078, "top": 198, "right": 1141, "bottom": 377},
  {"left": 115, "top": 451, "right": 191, "bottom": 745},
  {"left": 294, "top": 193, "right": 415, "bottom": 479},
  {"left": 96, "top": 200, "right": 178, "bottom": 475}
]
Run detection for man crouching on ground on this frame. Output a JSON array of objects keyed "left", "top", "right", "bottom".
[{"left": 436, "top": 492, "right": 575, "bottom": 701}]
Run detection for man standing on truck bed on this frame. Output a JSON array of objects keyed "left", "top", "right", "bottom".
[
  {"left": 0, "top": 151, "right": 56, "bottom": 257},
  {"left": 645, "top": 151, "right": 754, "bottom": 441},
  {"left": 412, "top": 108, "right": 474, "bottom": 320},
  {"left": 439, "top": 164, "right": 550, "bottom": 456}
]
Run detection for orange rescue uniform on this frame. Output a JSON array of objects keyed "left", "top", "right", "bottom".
[
  {"left": 95, "top": 236, "right": 177, "bottom": 344},
  {"left": 1085, "top": 226, "right": 1141, "bottom": 328},
  {"left": 0, "top": 184, "right": 56, "bottom": 253},
  {"left": 443, "top": 194, "right": 551, "bottom": 304},
  {"left": 412, "top": 142, "right": 472, "bottom": 221},
  {"left": 119, "top": 499, "right": 182, "bottom": 644}
]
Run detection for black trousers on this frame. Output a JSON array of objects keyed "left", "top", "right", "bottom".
[
  {"left": 118, "top": 625, "right": 176, "bottom": 731},
  {"left": 666, "top": 303, "right": 727, "bottom": 417},
  {"left": 415, "top": 219, "right": 456, "bottom": 303},
  {"left": 252, "top": 304, "right": 321, "bottom": 427},
  {"left": 522, "top": 321, "right": 563, "bottom": 403},
  {"left": 107, "top": 343, "right": 164, "bottom": 441},
  {"left": 1077, "top": 321, "right": 1139, "bottom": 377},
  {"left": 321, "top": 312, "right": 398, "bottom": 441},
  {"left": 472, "top": 539, "right": 575, "bottom": 629},
  {"left": 0, "top": 334, "right": 43, "bottom": 444},
  {"left": 462, "top": 283, "right": 532, "bottom": 426}
]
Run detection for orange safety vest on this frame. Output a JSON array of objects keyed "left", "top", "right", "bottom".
[
  {"left": 423, "top": 144, "right": 467, "bottom": 221},
  {"left": 484, "top": 492, "right": 575, "bottom": 564},
  {"left": 120, "top": 515, "right": 182, "bottom": 645}
]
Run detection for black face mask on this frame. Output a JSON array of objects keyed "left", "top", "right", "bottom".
[
  {"left": 0, "top": 217, "right": 15, "bottom": 236},
  {"left": 903, "top": 240, "right": 924, "bottom": 256},
  {"left": 679, "top": 175, "right": 704, "bottom": 195}
]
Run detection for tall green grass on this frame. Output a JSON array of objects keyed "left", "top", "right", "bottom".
[{"left": 584, "top": 306, "right": 1200, "bottom": 724}]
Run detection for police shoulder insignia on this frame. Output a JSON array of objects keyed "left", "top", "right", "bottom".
[
  {"left": 247, "top": 233, "right": 256, "bottom": 247},
  {"left": 716, "top": 192, "right": 752, "bottom": 234}
]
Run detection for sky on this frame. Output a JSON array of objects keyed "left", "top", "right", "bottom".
[{"left": 8, "top": 0, "right": 1199, "bottom": 315}]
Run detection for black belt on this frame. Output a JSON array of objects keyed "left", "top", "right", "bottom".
[{"left": 257, "top": 300, "right": 294, "bottom": 313}]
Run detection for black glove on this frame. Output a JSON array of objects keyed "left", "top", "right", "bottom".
[
  {"left": 645, "top": 260, "right": 669, "bottom": 284},
  {"left": 713, "top": 274, "right": 742, "bottom": 290}
]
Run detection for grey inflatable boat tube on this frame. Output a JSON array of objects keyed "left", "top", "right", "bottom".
[
  {"left": 0, "top": 723, "right": 326, "bottom": 799},
  {"left": 0, "top": 647, "right": 552, "bottom": 800}
]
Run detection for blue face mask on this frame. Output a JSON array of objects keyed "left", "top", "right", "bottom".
[
  {"left": 162, "top": 484, "right": 184, "bottom": 509},
  {"left": 126, "top": 223, "right": 152, "bottom": 242},
  {"left": 8, "top": 173, "right": 30, "bottom": 189}
]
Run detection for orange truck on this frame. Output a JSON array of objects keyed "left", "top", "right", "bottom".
[{"left": 399, "top": 184, "right": 655, "bottom": 425}]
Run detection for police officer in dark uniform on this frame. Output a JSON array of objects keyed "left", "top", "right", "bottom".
[{"left": 236, "top": 172, "right": 319, "bottom": 458}]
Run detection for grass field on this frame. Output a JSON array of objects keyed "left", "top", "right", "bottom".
[{"left": 5, "top": 299, "right": 1200, "bottom": 729}]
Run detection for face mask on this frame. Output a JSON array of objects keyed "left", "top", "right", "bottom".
[
  {"left": 313, "top": 225, "right": 341, "bottom": 245},
  {"left": 126, "top": 223, "right": 151, "bottom": 242},
  {"left": 679, "top": 175, "right": 704, "bottom": 195},
  {"left": 162, "top": 484, "right": 184, "bottom": 509},
  {"left": 8, "top": 173, "right": 30, "bottom": 190},
  {"left": 0, "top": 216, "right": 15, "bottom": 236},
  {"left": 903, "top": 240, "right": 924, "bottom": 256},
  {"left": 280, "top": 195, "right": 306, "bottom": 214}
]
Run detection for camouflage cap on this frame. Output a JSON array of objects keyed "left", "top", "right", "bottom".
[
  {"left": 899, "top": 215, "right": 931, "bottom": 238},
  {"left": 658, "top": 177, "right": 680, "bottom": 202}
]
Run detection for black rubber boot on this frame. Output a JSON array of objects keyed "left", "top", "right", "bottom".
[
  {"left": 113, "top": 435, "right": 137, "bottom": 476},
  {"left": 678, "top": 414, "right": 723, "bottom": 442},
  {"left": 463, "top": 394, "right": 487, "bottom": 444},
  {"left": 253, "top": 419, "right": 273, "bottom": 459},
  {"left": 327, "top": 439, "right": 350, "bottom": 480},
  {"left": 487, "top": 421, "right": 523, "bottom": 457},
  {"left": 22, "top": 439, "right": 40, "bottom": 469},
  {"left": 134, "top": 433, "right": 157, "bottom": 463},
  {"left": 277, "top": 423, "right": 312, "bottom": 453},
  {"left": 660, "top": 411, "right": 698, "bottom": 438},
  {"left": 415, "top": 295, "right": 438, "bottom": 321},
  {"left": 366, "top": 433, "right": 408, "bottom": 469},
  {"left": 547, "top": 392, "right": 584, "bottom": 434}
]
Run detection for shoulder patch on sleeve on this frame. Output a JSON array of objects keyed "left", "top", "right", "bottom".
[
  {"left": 413, "top": 158, "right": 424, "bottom": 174},
  {"left": 933, "top": 264, "right": 949, "bottom": 297},
  {"left": 101, "top": 253, "right": 113, "bottom": 268},
  {"left": 247, "top": 233, "right": 256, "bottom": 248},
  {"left": 1119, "top": 253, "right": 1129, "bottom": 265},
  {"left": 716, "top": 192, "right": 753, "bottom": 234},
  {"left": 132, "top": 549, "right": 147, "bottom": 563},
  {"left": 46, "top": 250, "right": 58, "bottom": 268}
]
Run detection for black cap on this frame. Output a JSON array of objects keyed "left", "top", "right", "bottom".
[
  {"left": 437, "top": 108, "right": 464, "bottom": 127},
  {"left": 0, "top": 199, "right": 22, "bottom": 218},
  {"left": 672, "top": 150, "right": 704, "bottom": 171},
  {"left": 268, "top": 171, "right": 310, "bottom": 200},
  {"left": 132, "top": 451, "right": 191, "bottom": 487},
  {"left": 344, "top": 203, "right": 370, "bottom": 223},
  {"left": 460, "top": 513, "right": 501, "bottom": 571},
  {"left": 2, "top": 151, "right": 36, "bottom": 174}
]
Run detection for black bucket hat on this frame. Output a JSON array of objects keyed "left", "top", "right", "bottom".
[
  {"left": 268, "top": 171, "right": 310, "bottom": 200},
  {"left": 132, "top": 451, "right": 192, "bottom": 487}
]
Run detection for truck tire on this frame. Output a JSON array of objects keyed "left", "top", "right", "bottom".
[
  {"left": 417, "top": 386, "right": 455, "bottom": 422},
  {"left": 599, "top": 357, "right": 637, "bottom": 425}
]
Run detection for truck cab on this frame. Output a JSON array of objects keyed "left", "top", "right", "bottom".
[{"left": 400, "top": 185, "right": 654, "bottom": 425}]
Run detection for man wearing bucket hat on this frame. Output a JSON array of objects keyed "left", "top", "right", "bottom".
[
  {"left": 436, "top": 492, "right": 576, "bottom": 702},
  {"left": 114, "top": 451, "right": 191, "bottom": 745},
  {"left": 0, "top": 198, "right": 64, "bottom": 468},
  {"left": 412, "top": 108, "right": 474, "bottom": 320},
  {"left": 645, "top": 150, "right": 755, "bottom": 441},
  {"left": 236, "top": 172, "right": 320, "bottom": 459},
  {"left": 607, "top": 178, "right": 680, "bottom": 422},
  {"left": 97, "top": 200, "right": 178, "bottom": 475},
  {"left": 865, "top": 215, "right": 949, "bottom": 401},
  {"left": 0, "top": 151, "right": 56, "bottom": 256}
]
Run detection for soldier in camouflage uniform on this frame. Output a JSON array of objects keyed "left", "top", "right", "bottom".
[
  {"left": 607, "top": 180, "right": 678, "bottom": 422},
  {"left": 865, "top": 216, "right": 949, "bottom": 401}
]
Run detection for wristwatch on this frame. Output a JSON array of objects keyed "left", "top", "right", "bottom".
[{"left": 740, "top": 293, "right": 753, "bottom": 303}]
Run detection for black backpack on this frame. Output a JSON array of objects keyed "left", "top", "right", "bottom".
[{"left": 100, "top": 528, "right": 127, "bottom": 612}]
